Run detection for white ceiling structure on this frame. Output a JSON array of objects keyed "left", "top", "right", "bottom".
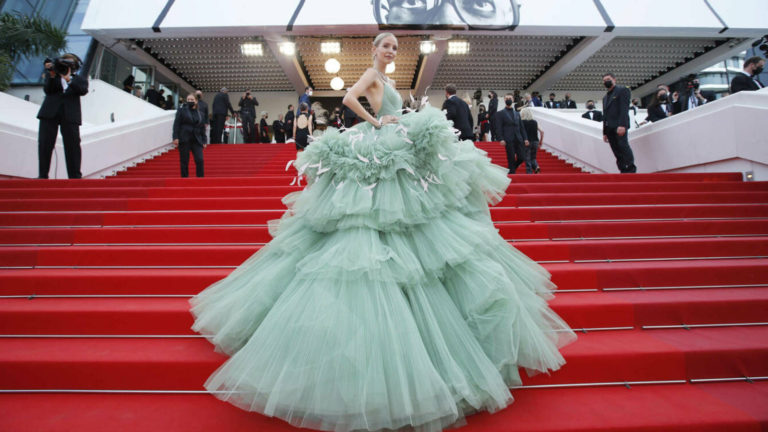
[{"left": 81, "top": 0, "right": 768, "bottom": 97}]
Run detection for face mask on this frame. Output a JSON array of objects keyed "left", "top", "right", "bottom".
[
  {"left": 693, "top": 82, "right": 700, "bottom": 90},
  {"left": 187, "top": 101, "right": 196, "bottom": 108},
  {"left": 604, "top": 80, "right": 614, "bottom": 89},
  {"left": 549, "top": 97, "right": 555, "bottom": 101},
  {"left": 754, "top": 66, "right": 764, "bottom": 76},
  {"left": 308, "top": 91, "right": 313, "bottom": 96},
  {"left": 659, "top": 93, "right": 668, "bottom": 102},
  {"left": 587, "top": 104, "right": 594, "bottom": 110},
  {"left": 505, "top": 99, "right": 513, "bottom": 107}
]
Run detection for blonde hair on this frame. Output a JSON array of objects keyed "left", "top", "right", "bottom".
[
  {"left": 373, "top": 32, "right": 397, "bottom": 47},
  {"left": 520, "top": 107, "right": 534, "bottom": 121}
]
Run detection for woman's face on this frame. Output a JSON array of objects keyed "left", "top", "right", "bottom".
[
  {"left": 186, "top": 94, "right": 196, "bottom": 104},
  {"left": 373, "top": 36, "right": 398, "bottom": 64}
]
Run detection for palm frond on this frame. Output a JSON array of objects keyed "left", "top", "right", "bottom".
[{"left": 0, "top": 12, "right": 67, "bottom": 62}]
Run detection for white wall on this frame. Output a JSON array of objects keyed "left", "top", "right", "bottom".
[
  {"left": 533, "top": 88, "right": 768, "bottom": 179},
  {"left": 0, "top": 79, "right": 174, "bottom": 179}
]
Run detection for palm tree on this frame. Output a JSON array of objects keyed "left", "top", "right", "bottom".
[{"left": 0, "top": 12, "right": 67, "bottom": 91}]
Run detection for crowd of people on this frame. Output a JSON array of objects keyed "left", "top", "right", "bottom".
[{"left": 36, "top": 52, "right": 765, "bottom": 180}]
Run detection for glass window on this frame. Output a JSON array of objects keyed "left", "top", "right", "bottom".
[
  {"left": 0, "top": 0, "right": 38, "bottom": 15},
  {"left": 66, "top": 0, "right": 89, "bottom": 35},
  {"left": 38, "top": 0, "right": 76, "bottom": 28}
]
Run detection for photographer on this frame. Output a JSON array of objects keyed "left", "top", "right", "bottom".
[
  {"left": 36, "top": 53, "right": 88, "bottom": 179},
  {"left": 238, "top": 90, "right": 258, "bottom": 143},
  {"left": 673, "top": 75, "right": 707, "bottom": 113}
]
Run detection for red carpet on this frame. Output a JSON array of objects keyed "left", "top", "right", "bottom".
[{"left": 0, "top": 143, "right": 766, "bottom": 431}]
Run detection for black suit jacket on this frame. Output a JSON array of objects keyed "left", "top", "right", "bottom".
[
  {"left": 173, "top": 106, "right": 206, "bottom": 145},
  {"left": 494, "top": 107, "right": 528, "bottom": 144},
  {"left": 37, "top": 74, "right": 89, "bottom": 125},
  {"left": 442, "top": 96, "right": 474, "bottom": 140},
  {"left": 602, "top": 85, "right": 631, "bottom": 135},
  {"left": 544, "top": 100, "right": 560, "bottom": 109},
  {"left": 730, "top": 73, "right": 762, "bottom": 94},
  {"left": 212, "top": 92, "right": 234, "bottom": 115},
  {"left": 582, "top": 110, "right": 603, "bottom": 122},
  {"left": 562, "top": 99, "right": 577, "bottom": 109},
  {"left": 645, "top": 105, "right": 667, "bottom": 123}
]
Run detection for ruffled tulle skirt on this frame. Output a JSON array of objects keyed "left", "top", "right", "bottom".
[{"left": 190, "top": 106, "right": 576, "bottom": 431}]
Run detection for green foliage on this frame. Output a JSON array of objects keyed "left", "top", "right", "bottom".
[{"left": 0, "top": 12, "right": 68, "bottom": 91}]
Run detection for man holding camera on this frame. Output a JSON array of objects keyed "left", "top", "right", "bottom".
[
  {"left": 238, "top": 90, "right": 258, "bottom": 143},
  {"left": 673, "top": 75, "right": 707, "bottom": 113},
  {"left": 37, "top": 53, "right": 88, "bottom": 179}
]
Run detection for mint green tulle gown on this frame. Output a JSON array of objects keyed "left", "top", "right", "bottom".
[{"left": 190, "top": 79, "right": 577, "bottom": 432}]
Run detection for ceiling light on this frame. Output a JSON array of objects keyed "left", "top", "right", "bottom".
[
  {"left": 420, "top": 41, "right": 436, "bottom": 54},
  {"left": 240, "top": 43, "right": 263, "bottom": 56},
  {"left": 330, "top": 77, "right": 345, "bottom": 91},
  {"left": 321, "top": 41, "right": 341, "bottom": 54},
  {"left": 325, "top": 58, "right": 341, "bottom": 74},
  {"left": 447, "top": 40, "right": 469, "bottom": 55},
  {"left": 278, "top": 42, "right": 295, "bottom": 56},
  {"left": 385, "top": 62, "right": 395, "bottom": 74}
]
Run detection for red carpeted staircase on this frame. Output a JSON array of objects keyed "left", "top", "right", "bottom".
[{"left": 1, "top": 143, "right": 767, "bottom": 431}]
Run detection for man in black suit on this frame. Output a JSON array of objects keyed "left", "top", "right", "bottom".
[
  {"left": 37, "top": 54, "right": 88, "bottom": 179},
  {"left": 602, "top": 73, "right": 636, "bottom": 173},
  {"left": 195, "top": 90, "right": 209, "bottom": 144},
  {"left": 173, "top": 93, "right": 207, "bottom": 177},
  {"left": 581, "top": 100, "right": 603, "bottom": 122},
  {"left": 442, "top": 84, "right": 474, "bottom": 141},
  {"left": 731, "top": 56, "right": 765, "bottom": 94},
  {"left": 144, "top": 85, "right": 163, "bottom": 107},
  {"left": 562, "top": 93, "right": 577, "bottom": 109},
  {"left": 544, "top": 93, "right": 560, "bottom": 109},
  {"left": 284, "top": 105, "right": 295, "bottom": 140},
  {"left": 211, "top": 87, "right": 235, "bottom": 144},
  {"left": 487, "top": 91, "right": 498, "bottom": 140},
  {"left": 495, "top": 93, "right": 531, "bottom": 174}
]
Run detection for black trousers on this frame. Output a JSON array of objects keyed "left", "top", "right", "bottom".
[
  {"left": 605, "top": 128, "right": 637, "bottom": 173},
  {"left": 38, "top": 117, "right": 82, "bottom": 179},
  {"left": 211, "top": 114, "right": 227, "bottom": 144},
  {"left": 179, "top": 140, "right": 204, "bottom": 177},
  {"left": 240, "top": 112, "right": 255, "bottom": 143},
  {"left": 529, "top": 140, "right": 540, "bottom": 172},
  {"left": 505, "top": 140, "right": 532, "bottom": 174}
]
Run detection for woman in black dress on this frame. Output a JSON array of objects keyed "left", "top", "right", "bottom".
[
  {"left": 644, "top": 89, "right": 670, "bottom": 124},
  {"left": 293, "top": 102, "right": 313, "bottom": 151},
  {"left": 520, "top": 107, "right": 543, "bottom": 174},
  {"left": 476, "top": 104, "right": 489, "bottom": 141}
]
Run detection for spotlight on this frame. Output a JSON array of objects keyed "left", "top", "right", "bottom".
[
  {"left": 241, "top": 43, "right": 263, "bottom": 56},
  {"left": 321, "top": 41, "right": 341, "bottom": 54},
  {"left": 325, "top": 58, "right": 341, "bottom": 74},
  {"left": 447, "top": 40, "right": 469, "bottom": 55},
  {"left": 278, "top": 42, "right": 295, "bottom": 56},
  {"left": 420, "top": 41, "right": 436, "bottom": 55},
  {"left": 330, "top": 77, "right": 345, "bottom": 90}
]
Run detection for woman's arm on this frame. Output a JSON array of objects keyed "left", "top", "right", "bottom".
[
  {"left": 538, "top": 127, "right": 544, "bottom": 144},
  {"left": 308, "top": 115, "right": 313, "bottom": 135},
  {"left": 342, "top": 69, "right": 395, "bottom": 128}
]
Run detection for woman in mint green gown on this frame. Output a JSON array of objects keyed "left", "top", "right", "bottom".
[{"left": 190, "top": 33, "right": 576, "bottom": 432}]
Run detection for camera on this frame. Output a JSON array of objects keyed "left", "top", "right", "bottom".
[{"left": 44, "top": 56, "right": 81, "bottom": 76}]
